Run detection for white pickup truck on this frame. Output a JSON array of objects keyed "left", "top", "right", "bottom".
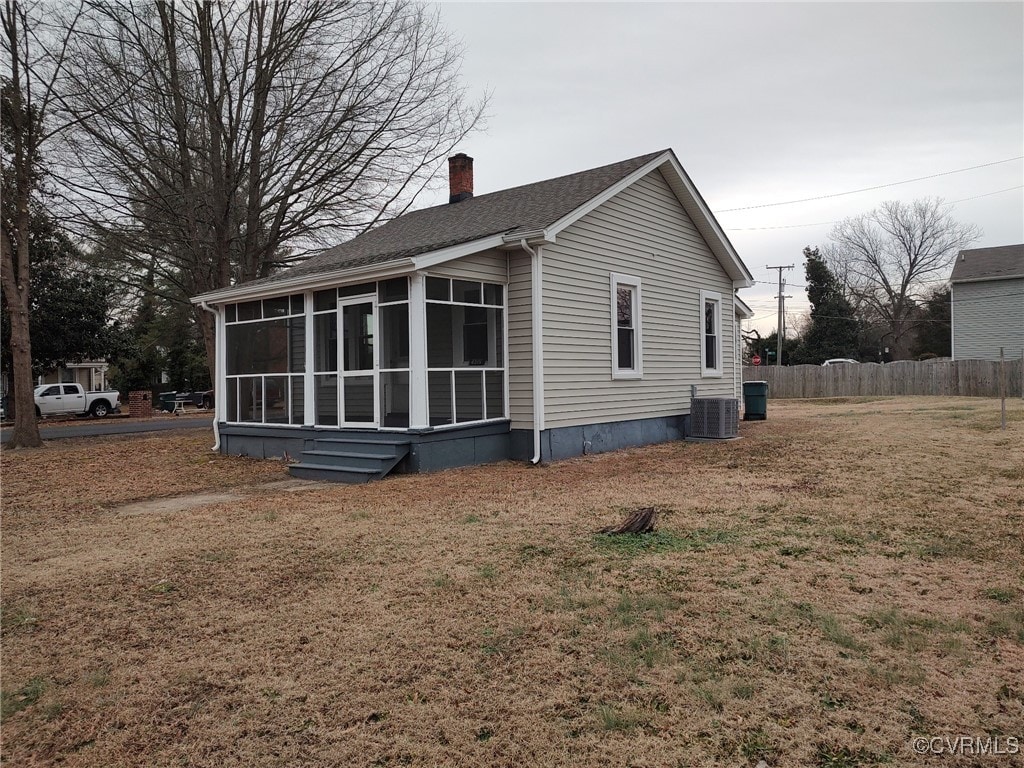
[{"left": 34, "top": 383, "right": 121, "bottom": 418}]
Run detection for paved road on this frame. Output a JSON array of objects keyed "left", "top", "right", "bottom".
[{"left": 1, "top": 416, "right": 213, "bottom": 442}]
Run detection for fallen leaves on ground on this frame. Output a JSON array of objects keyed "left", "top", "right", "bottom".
[{"left": 1, "top": 398, "right": 1022, "bottom": 767}]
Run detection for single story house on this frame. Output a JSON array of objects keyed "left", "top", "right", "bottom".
[
  {"left": 36, "top": 360, "right": 110, "bottom": 391},
  {"left": 950, "top": 244, "right": 1024, "bottom": 361},
  {"left": 192, "top": 149, "right": 754, "bottom": 481}
]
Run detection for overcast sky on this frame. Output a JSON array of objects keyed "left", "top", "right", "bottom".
[{"left": 426, "top": 1, "right": 1024, "bottom": 333}]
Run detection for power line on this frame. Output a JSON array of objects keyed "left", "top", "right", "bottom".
[
  {"left": 747, "top": 289, "right": 1022, "bottom": 305},
  {"left": 949, "top": 185, "right": 1024, "bottom": 204},
  {"left": 727, "top": 220, "right": 836, "bottom": 232},
  {"left": 944, "top": 290, "right": 1024, "bottom": 303},
  {"left": 722, "top": 185, "right": 1023, "bottom": 231},
  {"left": 753, "top": 274, "right": 1007, "bottom": 291},
  {"left": 755, "top": 279, "right": 807, "bottom": 289},
  {"left": 718, "top": 157, "right": 1023, "bottom": 212},
  {"left": 745, "top": 292, "right": 1024, "bottom": 327}
]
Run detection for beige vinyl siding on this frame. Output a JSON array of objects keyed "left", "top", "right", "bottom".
[
  {"left": 507, "top": 251, "right": 533, "bottom": 429},
  {"left": 952, "top": 278, "right": 1024, "bottom": 361},
  {"left": 427, "top": 249, "right": 507, "bottom": 283},
  {"left": 542, "top": 168, "right": 736, "bottom": 429}
]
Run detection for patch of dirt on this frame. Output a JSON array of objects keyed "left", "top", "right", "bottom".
[
  {"left": 116, "top": 492, "right": 245, "bottom": 516},
  {"left": 114, "top": 479, "right": 331, "bottom": 515},
  {"left": 1, "top": 397, "right": 1022, "bottom": 767}
]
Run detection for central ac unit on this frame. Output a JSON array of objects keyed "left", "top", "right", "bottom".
[{"left": 690, "top": 398, "right": 739, "bottom": 439}]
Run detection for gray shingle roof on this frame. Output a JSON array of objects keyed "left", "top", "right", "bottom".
[
  {"left": 950, "top": 244, "right": 1024, "bottom": 282},
  {"left": 240, "top": 150, "right": 667, "bottom": 289}
]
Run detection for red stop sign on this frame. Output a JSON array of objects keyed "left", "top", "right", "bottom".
[{"left": 752, "top": 354, "right": 762, "bottom": 366}]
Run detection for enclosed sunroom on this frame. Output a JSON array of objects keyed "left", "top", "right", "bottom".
[
  {"left": 209, "top": 269, "right": 514, "bottom": 480},
  {"left": 223, "top": 275, "right": 506, "bottom": 430}
]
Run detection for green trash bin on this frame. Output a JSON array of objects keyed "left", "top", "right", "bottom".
[{"left": 743, "top": 381, "right": 768, "bottom": 421}]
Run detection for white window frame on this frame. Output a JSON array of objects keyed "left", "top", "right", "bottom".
[
  {"left": 223, "top": 293, "right": 307, "bottom": 426},
  {"left": 423, "top": 275, "right": 508, "bottom": 428},
  {"left": 700, "top": 289, "right": 723, "bottom": 378},
  {"left": 610, "top": 273, "right": 643, "bottom": 380}
]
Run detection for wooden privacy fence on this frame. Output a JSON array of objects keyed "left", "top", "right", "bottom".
[{"left": 743, "top": 358, "right": 1024, "bottom": 399}]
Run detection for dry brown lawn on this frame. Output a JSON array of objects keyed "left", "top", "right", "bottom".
[{"left": 1, "top": 397, "right": 1022, "bottom": 767}]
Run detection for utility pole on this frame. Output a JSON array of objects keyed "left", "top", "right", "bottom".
[
  {"left": 766, "top": 265, "right": 793, "bottom": 365},
  {"left": 780, "top": 284, "right": 793, "bottom": 354}
]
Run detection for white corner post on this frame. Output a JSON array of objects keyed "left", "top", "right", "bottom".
[
  {"left": 304, "top": 290, "right": 315, "bottom": 425},
  {"left": 409, "top": 272, "right": 429, "bottom": 428}
]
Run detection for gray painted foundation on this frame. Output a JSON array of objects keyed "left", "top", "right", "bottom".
[
  {"left": 510, "top": 413, "right": 691, "bottom": 463},
  {"left": 220, "top": 411, "right": 696, "bottom": 474},
  {"left": 219, "top": 421, "right": 512, "bottom": 474}
]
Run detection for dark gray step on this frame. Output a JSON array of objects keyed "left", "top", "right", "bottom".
[
  {"left": 292, "top": 439, "right": 410, "bottom": 483},
  {"left": 300, "top": 450, "right": 396, "bottom": 471},
  {"left": 310, "top": 438, "right": 410, "bottom": 457},
  {"left": 289, "top": 462, "right": 379, "bottom": 484}
]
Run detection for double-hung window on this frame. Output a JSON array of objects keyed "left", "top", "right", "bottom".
[
  {"left": 610, "top": 273, "right": 642, "bottom": 379},
  {"left": 700, "top": 289, "right": 722, "bottom": 377}
]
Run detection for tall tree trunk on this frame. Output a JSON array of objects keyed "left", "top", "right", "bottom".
[
  {"left": 1, "top": 236, "right": 42, "bottom": 448},
  {"left": 2, "top": 0, "right": 43, "bottom": 448},
  {"left": 195, "top": 305, "right": 216, "bottom": 389}
]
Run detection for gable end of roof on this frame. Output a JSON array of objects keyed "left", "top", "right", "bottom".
[
  {"left": 950, "top": 244, "right": 1024, "bottom": 283},
  {"left": 542, "top": 149, "right": 753, "bottom": 287}
]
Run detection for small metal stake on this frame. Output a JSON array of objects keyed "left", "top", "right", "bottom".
[{"left": 1000, "top": 347, "right": 1006, "bottom": 431}]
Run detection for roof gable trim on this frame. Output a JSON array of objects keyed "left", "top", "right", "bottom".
[
  {"left": 410, "top": 234, "right": 508, "bottom": 269},
  {"left": 191, "top": 258, "right": 416, "bottom": 304},
  {"left": 543, "top": 153, "right": 671, "bottom": 239},
  {"left": 544, "top": 150, "right": 753, "bottom": 287},
  {"left": 734, "top": 295, "right": 755, "bottom": 319}
]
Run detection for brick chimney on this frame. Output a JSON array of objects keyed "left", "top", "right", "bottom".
[{"left": 448, "top": 153, "right": 474, "bottom": 203}]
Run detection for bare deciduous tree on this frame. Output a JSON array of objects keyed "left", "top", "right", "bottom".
[
  {"left": 1, "top": 0, "right": 82, "bottom": 448},
  {"left": 61, "top": 0, "right": 485, "bottom": 381},
  {"left": 823, "top": 198, "right": 980, "bottom": 359}
]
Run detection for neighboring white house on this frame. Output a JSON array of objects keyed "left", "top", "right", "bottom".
[
  {"left": 192, "top": 149, "right": 754, "bottom": 481},
  {"left": 950, "top": 244, "right": 1024, "bottom": 361},
  {"left": 36, "top": 360, "right": 110, "bottom": 391},
  {"left": 2, "top": 361, "right": 110, "bottom": 420}
]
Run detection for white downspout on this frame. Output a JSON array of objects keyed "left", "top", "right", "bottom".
[
  {"left": 198, "top": 300, "right": 221, "bottom": 451},
  {"left": 519, "top": 239, "right": 545, "bottom": 464},
  {"left": 733, "top": 294, "right": 740, "bottom": 402}
]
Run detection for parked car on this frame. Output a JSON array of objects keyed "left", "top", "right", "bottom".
[
  {"left": 821, "top": 358, "right": 859, "bottom": 366},
  {"left": 193, "top": 389, "right": 214, "bottom": 409},
  {"left": 155, "top": 389, "right": 214, "bottom": 413},
  {"left": 34, "top": 383, "right": 121, "bottom": 417}
]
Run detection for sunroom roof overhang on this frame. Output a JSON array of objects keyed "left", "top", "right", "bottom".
[
  {"left": 190, "top": 233, "right": 516, "bottom": 306},
  {"left": 191, "top": 258, "right": 416, "bottom": 305}
]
